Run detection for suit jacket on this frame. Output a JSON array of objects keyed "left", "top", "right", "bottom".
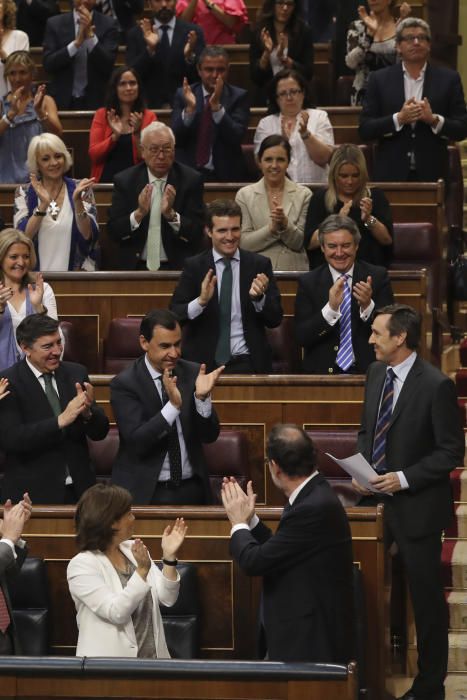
[
  {"left": 67, "top": 540, "right": 179, "bottom": 657},
  {"left": 126, "top": 19, "right": 205, "bottom": 108},
  {"left": 171, "top": 81, "right": 250, "bottom": 181},
  {"left": 0, "top": 360, "right": 109, "bottom": 504},
  {"left": 17, "top": 0, "right": 60, "bottom": 47},
  {"left": 170, "top": 248, "right": 283, "bottom": 372},
  {"left": 43, "top": 11, "right": 119, "bottom": 109},
  {"left": 107, "top": 160, "right": 205, "bottom": 270},
  {"left": 0, "top": 541, "right": 27, "bottom": 654},
  {"left": 96, "top": 0, "right": 144, "bottom": 33},
  {"left": 359, "top": 63, "right": 467, "bottom": 182},
  {"left": 235, "top": 177, "right": 311, "bottom": 271},
  {"left": 357, "top": 356, "right": 465, "bottom": 538},
  {"left": 294, "top": 260, "right": 394, "bottom": 374},
  {"left": 110, "top": 357, "right": 220, "bottom": 504},
  {"left": 230, "top": 474, "right": 354, "bottom": 662}
]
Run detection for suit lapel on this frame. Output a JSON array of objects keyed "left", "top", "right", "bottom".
[
  {"left": 389, "top": 356, "right": 422, "bottom": 427},
  {"left": 239, "top": 249, "right": 252, "bottom": 315},
  {"left": 393, "top": 63, "right": 406, "bottom": 113},
  {"left": 281, "top": 180, "right": 296, "bottom": 219},
  {"left": 135, "top": 357, "right": 163, "bottom": 416},
  {"left": 55, "top": 364, "right": 76, "bottom": 411},
  {"left": 18, "top": 360, "right": 57, "bottom": 417},
  {"left": 366, "top": 363, "right": 387, "bottom": 437}
]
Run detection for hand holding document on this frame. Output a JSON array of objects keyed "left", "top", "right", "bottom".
[{"left": 325, "top": 452, "right": 393, "bottom": 496}]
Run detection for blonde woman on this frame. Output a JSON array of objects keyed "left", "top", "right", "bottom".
[
  {"left": 0, "top": 0, "right": 29, "bottom": 98},
  {"left": 305, "top": 144, "right": 393, "bottom": 268}
]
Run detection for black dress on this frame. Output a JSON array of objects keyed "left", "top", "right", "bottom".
[{"left": 304, "top": 187, "right": 393, "bottom": 268}]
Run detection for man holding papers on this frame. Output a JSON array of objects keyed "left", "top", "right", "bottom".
[{"left": 354, "top": 304, "right": 464, "bottom": 700}]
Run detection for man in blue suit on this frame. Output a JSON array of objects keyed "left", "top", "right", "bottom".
[{"left": 171, "top": 46, "right": 250, "bottom": 182}]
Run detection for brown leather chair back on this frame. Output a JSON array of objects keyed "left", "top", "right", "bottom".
[
  {"left": 307, "top": 429, "right": 359, "bottom": 507},
  {"left": 103, "top": 318, "right": 143, "bottom": 374},
  {"left": 203, "top": 430, "right": 250, "bottom": 504},
  {"left": 390, "top": 222, "right": 440, "bottom": 309},
  {"left": 60, "top": 320, "right": 80, "bottom": 364},
  {"left": 266, "top": 317, "right": 301, "bottom": 374}
]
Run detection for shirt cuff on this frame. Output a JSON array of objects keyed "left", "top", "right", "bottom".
[
  {"left": 212, "top": 106, "right": 225, "bottom": 123},
  {"left": 360, "top": 299, "right": 375, "bottom": 321},
  {"left": 230, "top": 514, "right": 259, "bottom": 535},
  {"left": 397, "top": 471, "right": 409, "bottom": 490},
  {"left": 0, "top": 538, "right": 17, "bottom": 557},
  {"left": 86, "top": 35, "right": 99, "bottom": 51},
  {"left": 252, "top": 295, "right": 266, "bottom": 312},
  {"left": 188, "top": 298, "right": 205, "bottom": 319},
  {"left": 322, "top": 302, "right": 340, "bottom": 326},
  {"left": 182, "top": 110, "right": 196, "bottom": 126},
  {"left": 194, "top": 393, "right": 212, "bottom": 417},
  {"left": 130, "top": 211, "right": 141, "bottom": 230},
  {"left": 431, "top": 115, "right": 444, "bottom": 134},
  {"left": 68, "top": 42, "right": 78, "bottom": 57},
  {"left": 393, "top": 113, "right": 402, "bottom": 132},
  {"left": 167, "top": 213, "right": 180, "bottom": 231},
  {"left": 161, "top": 401, "right": 180, "bottom": 425}
]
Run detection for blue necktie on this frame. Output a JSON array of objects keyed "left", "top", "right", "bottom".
[
  {"left": 336, "top": 274, "right": 353, "bottom": 371},
  {"left": 371, "top": 368, "right": 396, "bottom": 474},
  {"left": 215, "top": 257, "right": 232, "bottom": 367}
]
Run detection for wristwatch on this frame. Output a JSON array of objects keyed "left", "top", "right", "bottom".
[
  {"left": 33, "top": 207, "right": 47, "bottom": 217},
  {"left": 365, "top": 215, "right": 377, "bottom": 228}
]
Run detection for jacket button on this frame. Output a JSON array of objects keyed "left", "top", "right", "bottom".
[
  {"left": 328, "top": 368, "right": 334, "bottom": 374},
  {"left": 333, "top": 345, "right": 338, "bottom": 351}
]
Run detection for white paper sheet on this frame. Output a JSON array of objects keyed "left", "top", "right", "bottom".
[{"left": 325, "top": 452, "right": 393, "bottom": 496}]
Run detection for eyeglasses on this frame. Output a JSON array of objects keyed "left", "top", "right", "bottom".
[
  {"left": 118, "top": 80, "right": 138, "bottom": 88},
  {"left": 274, "top": 0, "right": 294, "bottom": 5},
  {"left": 143, "top": 145, "right": 174, "bottom": 155},
  {"left": 276, "top": 88, "right": 302, "bottom": 99},
  {"left": 400, "top": 33, "right": 429, "bottom": 43}
]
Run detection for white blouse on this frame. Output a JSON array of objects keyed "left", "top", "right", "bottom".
[{"left": 254, "top": 108, "right": 335, "bottom": 184}]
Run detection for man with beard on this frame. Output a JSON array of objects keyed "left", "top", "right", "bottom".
[{"left": 126, "top": 0, "right": 205, "bottom": 108}]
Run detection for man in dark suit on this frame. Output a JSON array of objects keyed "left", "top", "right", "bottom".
[
  {"left": 42, "top": 0, "right": 119, "bottom": 109},
  {"left": 171, "top": 46, "right": 249, "bottom": 182},
  {"left": 17, "top": 0, "right": 60, "bottom": 47},
  {"left": 111, "top": 309, "right": 222, "bottom": 505},
  {"left": 295, "top": 214, "right": 393, "bottom": 374},
  {"left": 170, "top": 199, "right": 283, "bottom": 374},
  {"left": 0, "top": 494, "right": 31, "bottom": 655},
  {"left": 359, "top": 17, "right": 467, "bottom": 183},
  {"left": 126, "top": 0, "right": 204, "bottom": 108},
  {"left": 0, "top": 315, "right": 109, "bottom": 505},
  {"left": 108, "top": 122, "right": 205, "bottom": 270},
  {"left": 355, "top": 304, "right": 465, "bottom": 700},
  {"left": 222, "top": 424, "right": 354, "bottom": 662},
  {"left": 94, "top": 0, "right": 144, "bottom": 41}
]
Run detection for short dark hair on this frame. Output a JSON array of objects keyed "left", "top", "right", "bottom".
[
  {"left": 257, "top": 133, "right": 291, "bottom": 163},
  {"left": 16, "top": 314, "right": 59, "bottom": 347},
  {"left": 140, "top": 309, "right": 180, "bottom": 342},
  {"left": 267, "top": 68, "right": 313, "bottom": 115},
  {"left": 198, "top": 45, "right": 229, "bottom": 66},
  {"left": 318, "top": 214, "right": 361, "bottom": 247},
  {"left": 206, "top": 199, "right": 242, "bottom": 230},
  {"left": 375, "top": 304, "right": 421, "bottom": 350},
  {"left": 266, "top": 424, "right": 316, "bottom": 478},
  {"left": 75, "top": 484, "right": 133, "bottom": 552}
]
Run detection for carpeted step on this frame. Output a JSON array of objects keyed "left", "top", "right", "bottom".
[
  {"left": 451, "top": 467, "right": 467, "bottom": 501},
  {"left": 445, "top": 673, "right": 467, "bottom": 700},
  {"left": 445, "top": 505, "right": 467, "bottom": 538},
  {"left": 448, "top": 632, "right": 467, "bottom": 672},
  {"left": 447, "top": 590, "right": 467, "bottom": 629},
  {"left": 443, "top": 541, "right": 467, "bottom": 589}
]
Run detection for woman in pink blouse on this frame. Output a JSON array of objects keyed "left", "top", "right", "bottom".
[{"left": 176, "top": 0, "right": 247, "bottom": 44}]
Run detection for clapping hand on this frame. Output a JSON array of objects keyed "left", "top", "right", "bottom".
[
  {"left": 30, "top": 172, "right": 51, "bottom": 208},
  {"left": 132, "top": 538, "right": 151, "bottom": 578},
  {"left": 198, "top": 269, "right": 217, "bottom": 307},
  {"left": 162, "top": 518, "right": 188, "bottom": 559},
  {"left": 72, "top": 177, "right": 95, "bottom": 204},
  {"left": 107, "top": 108, "right": 124, "bottom": 137},
  {"left": 0, "top": 377, "right": 10, "bottom": 401},
  {"left": 249, "top": 272, "right": 269, "bottom": 300},
  {"left": 221, "top": 478, "right": 256, "bottom": 526},
  {"left": 140, "top": 17, "right": 159, "bottom": 52},
  {"left": 182, "top": 77, "right": 196, "bottom": 113},
  {"left": 184, "top": 29, "right": 197, "bottom": 60},
  {"left": 195, "top": 363, "right": 224, "bottom": 400},
  {"left": 260, "top": 27, "right": 273, "bottom": 53},
  {"left": 128, "top": 111, "right": 143, "bottom": 133},
  {"left": 352, "top": 275, "right": 373, "bottom": 310},
  {"left": 162, "top": 367, "right": 182, "bottom": 409},
  {"left": 28, "top": 272, "right": 45, "bottom": 310},
  {"left": 329, "top": 275, "right": 346, "bottom": 312},
  {"left": 0, "top": 281, "right": 14, "bottom": 312},
  {"left": 360, "top": 196, "right": 372, "bottom": 223},
  {"left": 357, "top": 5, "right": 378, "bottom": 35}
]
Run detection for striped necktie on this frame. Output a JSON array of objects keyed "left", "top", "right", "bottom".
[
  {"left": 0, "top": 585, "right": 11, "bottom": 634},
  {"left": 371, "top": 368, "right": 396, "bottom": 474},
  {"left": 335, "top": 274, "right": 353, "bottom": 371},
  {"left": 157, "top": 377, "right": 182, "bottom": 486},
  {"left": 214, "top": 257, "right": 232, "bottom": 366}
]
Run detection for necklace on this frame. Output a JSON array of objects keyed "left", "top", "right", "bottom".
[{"left": 46, "top": 182, "right": 64, "bottom": 221}]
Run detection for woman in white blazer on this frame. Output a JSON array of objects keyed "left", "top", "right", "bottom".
[
  {"left": 235, "top": 134, "right": 311, "bottom": 271},
  {"left": 67, "top": 483, "right": 187, "bottom": 658}
]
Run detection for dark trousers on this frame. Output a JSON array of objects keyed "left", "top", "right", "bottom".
[
  {"left": 360, "top": 495, "right": 447, "bottom": 699},
  {"left": 150, "top": 476, "right": 206, "bottom": 505}
]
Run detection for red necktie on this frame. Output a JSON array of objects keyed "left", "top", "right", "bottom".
[
  {"left": 196, "top": 95, "right": 213, "bottom": 168},
  {"left": 0, "top": 585, "right": 11, "bottom": 634}
]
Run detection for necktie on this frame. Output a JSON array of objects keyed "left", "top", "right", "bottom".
[
  {"left": 72, "top": 20, "right": 88, "bottom": 98},
  {"left": 335, "top": 274, "right": 353, "bottom": 372},
  {"left": 98, "top": 0, "right": 113, "bottom": 16},
  {"left": 146, "top": 179, "right": 164, "bottom": 271},
  {"left": 196, "top": 95, "right": 214, "bottom": 168},
  {"left": 214, "top": 257, "right": 232, "bottom": 367},
  {"left": 158, "top": 24, "right": 170, "bottom": 62},
  {"left": 42, "top": 373, "right": 61, "bottom": 417},
  {"left": 158, "top": 377, "right": 182, "bottom": 486},
  {"left": 371, "top": 368, "right": 396, "bottom": 474},
  {"left": 0, "top": 586, "right": 11, "bottom": 634}
]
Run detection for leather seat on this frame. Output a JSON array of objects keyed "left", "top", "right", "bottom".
[
  {"left": 102, "top": 318, "right": 142, "bottom": 374},
  {"left": 11, "top": 557, "right": 49, "bottom": 655},
  {"left": 307, "top": 429, "right": 359, "bottom": 507},
  {"left": 390, "top": 222, "right": 440, "bottom": 310},
  {"left": 160, "top": 562, "right": 200, "bottom": 659},
  {"left": 266, "top": 317, "right": 301, "bottom": 374},
  {"left": 203, "top": 430, "right": 250, "bottom": 503}
]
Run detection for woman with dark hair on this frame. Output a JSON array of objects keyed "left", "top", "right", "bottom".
[
  {"left": 304, "top": 143, "right": 393, "bottom": 268},
  {"left": 345, "top": 0, "right": 411, "bottom": 105},
  {"left": 235, "top": 134, "right": 311, "bottom": 271},
  {"left": 254, "top": 69, "right": 334, "bottom": 183},
  {"left": 89, "top": 66, "right": 157, "bottom": 183},
  {"left": 67, "top": 483, "right": 187, "bottom": 658}
]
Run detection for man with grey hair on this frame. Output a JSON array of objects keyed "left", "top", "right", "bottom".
[
  {"left": 108, "top": 122, "right": 204, "bottom": 270},
  {"left": 171, "top": 46, "right": 249, "bottom": 181},
  {"left": 294, "top": 214, "right": 393, "bottom": 374},
  {"left": 359, "top": 17, "right": 467, "bottom": 182}
]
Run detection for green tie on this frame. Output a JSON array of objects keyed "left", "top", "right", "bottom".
[
  {"left": 215, "top": 257, "right": 232, "bottom": 367},
  {"left": 146, "top": 179, "right": 163, "bottom": 271},
  {"left": 42, "top": 373, "right": 61, "bottom": 416}
]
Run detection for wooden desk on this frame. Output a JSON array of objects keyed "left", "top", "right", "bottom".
[{"left": 21, "top": 505, "right": 388, "bottom": 699}]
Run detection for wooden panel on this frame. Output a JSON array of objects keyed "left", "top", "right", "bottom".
[{"left": 20, "top": 506, "right": 386, "bottom": 699}]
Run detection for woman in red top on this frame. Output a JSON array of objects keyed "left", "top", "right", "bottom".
[{"left": 89, "top": 66, "right": 157, "bottom": 183}]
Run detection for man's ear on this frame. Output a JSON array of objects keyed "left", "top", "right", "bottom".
[
  {"left": 20, "top": 343, "right": 30, "bottom": 357},
  {"left": 139, "top": 334, "right": 149, "bottom": 353}
]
